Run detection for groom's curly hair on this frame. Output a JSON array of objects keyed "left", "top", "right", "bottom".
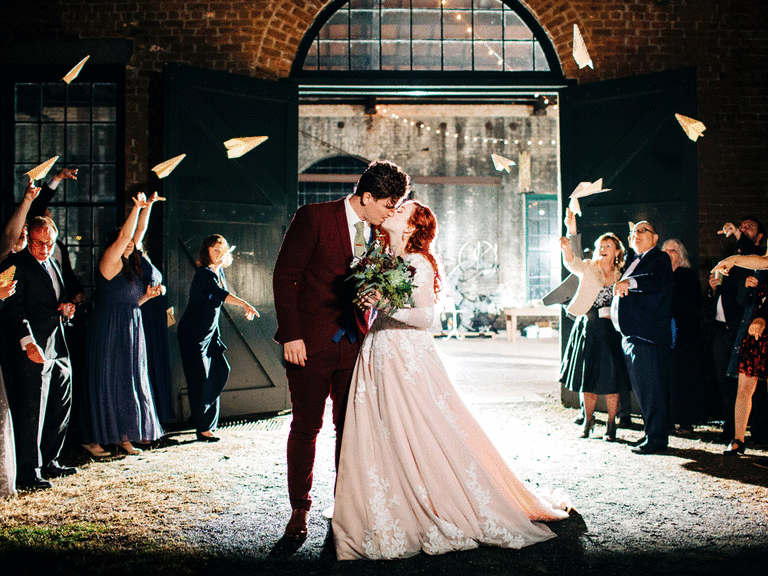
[
  {"left": 405, "top": 202, "right": 442, "bottom": 297},
  {"left": 353, "top": 160, "right": 410, "bottom": 202}
]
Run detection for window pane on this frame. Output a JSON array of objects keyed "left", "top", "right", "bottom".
[
  {"left": 534, "top": 43, "right": 551, "bottom": 71},
  {"left": 303, "top": 40, "right": 319, "bottom": 70},
  {"left": 318, "top": 40, "right": 349, "bottom": 70},
  {"left": 66, "top": 206, "right": 93, "bottom": 245},
  {"left": 67, "top": 83, "right": 92, "bottom": 122},
  {"left": 66, "top": 124, "right": 91, "bottom": 163},
  {"left": 41, "top": 83, "right": 66, "bottom": 122},
  {"left": 91, "top": 165, "right": 116, "bottom": 202},
  {"left": 444, "top": 41, "right": 472, "bottom": 71},
  {"left": 93, "top": 205, "right": 118, "bottom": 247},
  {"left": 413, "top": 41, "right": 442, "bottom": 70},
  {"left": 443, "top": 11, "right": 472, "bottom": 40},
  {"left": 93, "top": 124, "right": 116, "bottom": 162},
  {"left": 474, "top": 41, "right": 503, "bottom": 70},
  {"left": 350, "top": 9, "right": 379, "bottom": 39},
  {"left": 14, "top": 124, "right": 39, "bottom": 162},
  {"left": 41, "top": 123, "right": 65, "bottom": 159},
  {"left": 382, "top": 0, "right": 410, "bottom": 8},
  {"left": 412, "top": 9, "right": 439, "bottom": 41},
  {"left": 65, "top": 165, "right": 91, "bottom": 203},
  {"left": 93, "top": 84, "right": 117, "bottom": 122},
  {"left": 69, "top": 246, "right": 94, "bottom": 291},
  {"left": 504, "top": 41, "right": 534, "bottom": 71},
  {"left": 351, "top": 41, "right": 380, "bottom": 70},
  {"left": 474, "top": 10, "right": 503, "bottom": 40},
  {"left": 381, "top": 41, "right": 411, "bottom": 70},
  {"left": 382, "top": 9, "right": 410, "bottom": 41},
  {"left": 505, "top": 11, "right": 532, "bottom": 40},
  {"left": 319, "top": 10, "right": 348, "bottom": 40},
  {"left": 443, "top": 0, "right": 472, "bottom": 8},
  {"left": 15, "top": 84, "right": 40, "bottom": 122},
  {"left": 350, "top": 0, "right": 377, "bottom": 8}
]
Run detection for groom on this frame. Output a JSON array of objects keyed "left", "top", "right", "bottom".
[{"left": 273, "top": 160, "right": 410, "bottom": 540}]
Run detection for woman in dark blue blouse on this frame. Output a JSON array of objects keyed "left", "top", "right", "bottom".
[{"left": 177, "top": 235, "right": 258, "bottom": 442}]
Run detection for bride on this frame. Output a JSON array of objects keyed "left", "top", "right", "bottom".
[{"left": 332, "top": 200, "right": 570, "bottom": 560}]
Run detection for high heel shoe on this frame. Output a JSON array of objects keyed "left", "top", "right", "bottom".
[
  {"left": 196, "top": 431, "right": 220, "bottom": 443},
  {"left": 603, "top": 421, "right": 617, "bottom": 442},
  {"left": 82, "top": 443, "right": 110, "bottom": 458},
  {"left": 117, "top": 441, "right": 142, "bottom": 455},
  {"left": 723, "top": 439, "right": 746, "bottom": 456},
  {"left": 580, "top": 416, "right": 595, "bottom": 438}
]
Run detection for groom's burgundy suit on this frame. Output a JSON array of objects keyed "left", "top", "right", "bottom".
[{"left": 273, "top": 199, "right": 368, "bottom": 511}]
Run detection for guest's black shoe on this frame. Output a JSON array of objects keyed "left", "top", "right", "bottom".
[
  {"left": 156, "top": 435, "right": 180, "bottom": 447},
  {"left": 631, "top": 442, "right": 667, "bottom": 455},
  {"left": 723, "top": 439, "right": 745, "bottom": 456},
  {"left": 17, "top": 478, "right": 52, "bottom": 491},
  {"left": 618, "top": 416, "right": 633, "bottom": 429},
  {"left": 603, "top": 421, "right": 617, "bottom": 442},
  {"left": 42, "top": 462, "right": 77, "bottom": 479},
  {"left": 573, "top": 414, "right": 585, "bottom": 426},
  {"left": 628, "top": 436, "right": 647, "bottom": 447},
  {"left": 196, "top": 432, "right": 220, "bottom": 443}
]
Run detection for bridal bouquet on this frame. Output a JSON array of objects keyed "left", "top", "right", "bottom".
[{"left": 347, "top": 235, "right": 416, "bottom": 314}]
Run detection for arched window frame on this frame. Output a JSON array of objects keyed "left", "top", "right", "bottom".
[{"left": 291, "top": 0, "right": 563, "bottom": 80}]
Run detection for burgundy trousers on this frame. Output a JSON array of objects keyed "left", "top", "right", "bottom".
[{"left": 285, "top": 336, "right": 360, "bottom": 511}]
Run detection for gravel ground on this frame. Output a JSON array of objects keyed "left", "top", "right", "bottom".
[{"left": 2, "top": 337, "right": 767, "bottom": 575}]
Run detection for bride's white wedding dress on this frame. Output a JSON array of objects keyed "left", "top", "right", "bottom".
[
  {"left": 0, "top": 368, "right": 16, "bottom": 497},
  {"left": 333, "top": 254, "right": 569, "bottom": 560}
]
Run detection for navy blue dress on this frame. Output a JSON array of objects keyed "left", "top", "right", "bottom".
[
  {"left": 177, "top": 267, "right": 230, "bottom": 434},
  {"left": 140, "top": 257, "right": 174, "bottom": 424},
  {"left": 82, "top": 266, "right": 163, "bottom": 445}
]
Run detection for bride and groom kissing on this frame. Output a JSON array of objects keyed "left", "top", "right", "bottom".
[{"left": 272, "top": 160, "right": 570, "bottom": 561}]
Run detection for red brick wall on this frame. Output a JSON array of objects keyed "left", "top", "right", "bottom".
[{"left": 3, "top": 0, "right": 766, "bottom": 267}]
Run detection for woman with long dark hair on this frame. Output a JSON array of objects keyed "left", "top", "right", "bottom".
[
  {"left": 177, "top": 235, "right": 258, "bottom": 442},
  {"left": 81, "top": 193, "right": 164, "bottom": 457},
  {"left": 333, "top": 201, "right": 570, "bottom": 560}
]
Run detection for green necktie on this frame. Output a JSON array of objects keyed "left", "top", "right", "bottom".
[{"left": 354, "top": 221, "right": 366, "bottom": 258}]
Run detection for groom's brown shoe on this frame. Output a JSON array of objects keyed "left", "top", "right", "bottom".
[{"left": 284, "top": 508, "right": 308, "bottom": 540}]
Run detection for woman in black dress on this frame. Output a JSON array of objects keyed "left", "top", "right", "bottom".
[{"left": 177, "top": 235, "right": 258, "bottom": 442}]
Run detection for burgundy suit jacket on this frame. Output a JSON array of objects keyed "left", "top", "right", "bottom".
[{"left": 273, "top": 199, "right": 367, "bottom": 357}]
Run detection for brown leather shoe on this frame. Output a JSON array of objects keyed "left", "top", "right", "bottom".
[{"left": 284, "top": 508, "right": 308, "bottom": 540}]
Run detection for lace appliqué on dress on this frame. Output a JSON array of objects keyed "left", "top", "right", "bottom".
[
  {"left": 466, "top": 461, "right": 526, "bottom": 549},
  {"left": 362, "top": 464, "right": 408, "bottom": 559}
]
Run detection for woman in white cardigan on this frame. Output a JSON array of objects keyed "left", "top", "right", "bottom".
[{"left": 559, "top": 210, "right": 630, "bottom": 441}]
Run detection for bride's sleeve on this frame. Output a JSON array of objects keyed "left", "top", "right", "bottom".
[{"left": 384, "top": 257, "right": 435, "bottom": 329}]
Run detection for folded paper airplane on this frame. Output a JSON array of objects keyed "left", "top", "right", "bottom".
[
  {"left": 224, "top": 136, "right": 268, "bottom": 159},
  {"left": 25, "top": 156, "right": 59, "bottom": 182},
  {"left": 568, "top": 178, "right": 610, "bottom": 216},
  {"left": 166, "top": 307, "right": 176, "bottom": 328},
  {"left": 0, "top": 265, "right": 16, "bottom": 288},
  {"left": 572, "top": 24, "right": 593, "bottom": 69},
  {"left": 491, "top": 153, "right": 515, "bottom": 173},
  {"left": 151, "top": 154, "right": 186, "bottom": 179},
  {"left": 63, "top": 56, "right": 90, "bottom": 84},
  {"left": 675, "top": 113, "right": 706, "bottom": 141}
]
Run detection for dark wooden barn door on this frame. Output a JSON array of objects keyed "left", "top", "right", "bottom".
[
  {"left": 559, "top": 67, "right": 698, "bottom": 408},
  {"left": 163, "top": 64, "right": 297, "bottom": 419}
]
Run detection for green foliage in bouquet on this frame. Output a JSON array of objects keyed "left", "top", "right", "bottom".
[{"left": 347, "top": 237, "right": 416, "bottom": 315}]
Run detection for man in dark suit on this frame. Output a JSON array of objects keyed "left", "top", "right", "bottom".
[
  {"left": 1, "top": 216, "right": 76, "bottom": 490},
  {"left": 273, "top": 161, "right": 409, "bottom": 540},
  {"left": 611, "top": 221, "right": 673, "bottom": 454}
]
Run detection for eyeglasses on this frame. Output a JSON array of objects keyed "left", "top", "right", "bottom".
[
  {"left": 632, "top": 228, "right": 654, "bottom": 235},
  {"left": 29, "top": 239, "right": 56, "bottom": 248}
]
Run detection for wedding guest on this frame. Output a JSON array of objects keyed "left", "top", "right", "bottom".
[
  {"left": 80, "top": 194, "right": 164, "bottom": 457},
  {"left": 177, "top": 235, "right": 258, "bottom": 442},
  {"left": 662, "top": 239, "right": 705, "bottom": 432},
  {"left": 709, "top": 218, "right": 764, "bottom": 442},
  {"left": 1, "top": 216, "right": 76, "bottom": 490},
  {"left": 559, "top": 209, "right": 629, "bottom": 441},
  {"left": 0, "top": 279, "right": 18, "bottom": 496}
]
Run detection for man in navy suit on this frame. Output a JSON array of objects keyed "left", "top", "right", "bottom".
[
  {"left": 611, "top": 221, "right": 673, "bottom": 454},
  {"left": 1, "top": 216, "right": 76, "bottom": 490}
]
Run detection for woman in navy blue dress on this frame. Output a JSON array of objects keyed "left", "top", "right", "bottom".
[
  {"left": 81, "top": 193, "right": 165, "bottom": 457},
  {"left": 177, "top": 235, "right": 258, "bottom": 442}
]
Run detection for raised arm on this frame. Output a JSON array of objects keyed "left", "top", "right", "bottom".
[
  {"left": 133, "top": 192, "right": 165, "bottom": 250},
  {"left": 100, "top": 194, "right": 149, "bottom": 280},
  {"left": 712, "top": 253, "right": 768, "bottom": 276},
  {"left": 0, "top": 183, "right": 40, "bottom": 261}
]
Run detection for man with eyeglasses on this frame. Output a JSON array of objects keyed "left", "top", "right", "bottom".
[
  {"left": 709, "top": 217, "right": 765, "bottom": 444},
  {"left": 0, "top": 216, "right": 76, "bottom": 490},
  {"left": 611, "top": 221, "right": 673, "bottom": 454}
]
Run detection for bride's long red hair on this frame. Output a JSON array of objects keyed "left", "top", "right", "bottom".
[{"left": 380, "top": 201, "right": 442, "bottom": 296}]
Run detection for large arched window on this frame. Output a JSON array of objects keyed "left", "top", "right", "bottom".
[{"left": 299, "top": 0, "right": 556, "bottom": 73}]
